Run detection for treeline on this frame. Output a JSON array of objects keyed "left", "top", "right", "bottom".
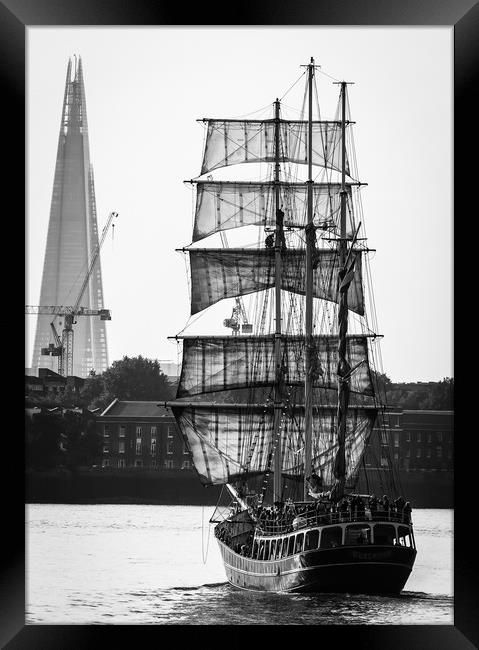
[
  {"left": 26, "top": 407, "right": 101, "bottom": 471},
  {"left": 26, "top": 356, "right": 174, "bottom": 471},
  {"left": 376, "top": 375, "right": 454, "bottom": 411},
  {"left": 29, "top": 355, "right": 174, "bottom": 411}
]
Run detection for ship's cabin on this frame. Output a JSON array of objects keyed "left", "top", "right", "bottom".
[{"left": 251, "top": 522, "right": 415, "bottom": 561}]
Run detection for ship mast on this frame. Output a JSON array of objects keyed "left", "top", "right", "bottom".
[
  {"left": 333, "top": 79, "right": 352, "bottom": 500},
  {"left": 273, "top": 97, "right": 283, "bottom": 503},
  {"left": 303, "top": 58, "right": 315, "bottom": 501}
]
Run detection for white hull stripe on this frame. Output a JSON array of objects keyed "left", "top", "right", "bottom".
[{"left": 223, "top": 560, "right": 413, "bottom": 578}]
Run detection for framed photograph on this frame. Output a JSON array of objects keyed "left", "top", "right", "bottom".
[{"left": 6, "top": 0, "right": 471, "bottom": 646}]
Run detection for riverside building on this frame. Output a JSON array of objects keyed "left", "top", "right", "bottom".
[{"left": 98, "top": 400, "right": 191, "bottom": 471}]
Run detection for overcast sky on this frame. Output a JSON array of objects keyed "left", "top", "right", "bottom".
[{"left": 26, "top": 27, "right": 452, "bottom": 383}]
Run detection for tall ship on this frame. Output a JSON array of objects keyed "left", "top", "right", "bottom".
[{"left": 167, "top": 58, "right": 416, "bottom": 594}]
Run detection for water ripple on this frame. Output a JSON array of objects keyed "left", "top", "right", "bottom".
[{"left": 26, "top": 505, "right": 453, "bottom": 625}]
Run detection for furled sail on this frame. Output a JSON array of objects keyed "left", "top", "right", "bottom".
[
  {"left": 169, "top": 402, "right": 377, "bottom": 486},
  {"left": 192, "top": 181, "right": 355, "bottom": 242},
  {"left": 177, "top": 335, "right": 373, "bottom": 397},
  {"left": 201, "top": 120, "right": 350, "bottom": 176},
  {"left": 188, "top": 248, "right": 364, "bottom": 316}
]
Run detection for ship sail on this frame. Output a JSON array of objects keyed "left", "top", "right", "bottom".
[
  {"left": 187, "top": 248, "right": 365, "bottom": 315},
  {"left": 170, "top": 402, "right": 377, "bottom": 487},
  {"left": 177, "top": 334, "right": 374, "bottom": 397},
  {"left": 192, "top": 181, "right": 357, "bottom": 242},
  {"left": 201, "top": 119, "right": 350, "bottom": 175}
]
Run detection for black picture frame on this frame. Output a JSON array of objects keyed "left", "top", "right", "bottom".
[{"left": 5, "top": 0, "right": 472, "bottom": 646}]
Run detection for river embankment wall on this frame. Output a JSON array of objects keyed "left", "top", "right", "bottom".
[{"left": 26, "top": 468, "right": 453, "bottom": 507}]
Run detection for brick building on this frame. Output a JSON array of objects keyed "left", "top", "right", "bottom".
[
  {"left": 364, "top": 409, "right": 454, "bottom": 472},
  {"left": 98, "top": 399, "right": 192, "bottom": 470},
  {"left": 96, "top": 402, "right": 453, "bottom": 505}
]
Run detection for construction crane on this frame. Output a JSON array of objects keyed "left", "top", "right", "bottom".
[
  {"left": 217, "top": 230, "right": 252, "bottom": 335},
  {"left": 223, "top": 297, "right": 253, "bottom": 335},
  {"left": 26, "top": 211, "right": 118, "bottom": 377}
]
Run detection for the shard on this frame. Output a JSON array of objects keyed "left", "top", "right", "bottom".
[{"left": 30, "top": 56, "right": 109, "bottom": 378}]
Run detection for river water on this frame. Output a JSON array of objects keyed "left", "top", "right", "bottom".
[{"left": 26, "top": 505, "right": 453, "bottom": 625}]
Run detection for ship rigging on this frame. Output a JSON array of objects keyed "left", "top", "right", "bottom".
[{"left": 166, "top": 58, "right": 416, "bottom": 594}]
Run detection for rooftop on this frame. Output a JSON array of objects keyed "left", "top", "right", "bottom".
[{"left": 100, "top": 400, "right": 171, "bottom": 418}]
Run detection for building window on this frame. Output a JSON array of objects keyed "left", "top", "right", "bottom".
[
  {"left": 427, "top": 448, "right": 431, "bottom": 458},
  {"left": 437, "top": 432, "right": 443, "bottom": 442},
  {"left": 151, "top": 426, "right": 157, "bottom": 436},
  {"left": 183, "top": 441, "right": 189, "bottom": 455},
  {"left": 119, "top": 441, "right": 125, "bottom": 454},
  {"left": 164, "top": 459, "right": 174, "bottom": 469},
  {"left": 416, "top": 448, "right": 421, "bottom": 458},
  {"left": 104, "top": 425, "right": 110, "bottom": 438},
  {"left": 394, "top": 433, "right": 399, "bottom": 448},
  {"left": 151, "top": 440, "right": 157, "bottom": 455},
  {"left": 118, "top": 458, "right": 125, "bottom": 468},
  {"left": 167, "top": 440, "right": 174, "bottom": 455},
  {"left": 437, "top": 446, "right": 443, "bottom": 458},
  {"left": 406, "top": 448, "right": 410, "bottom": 458},
  {"left": 119, "top": 425, "right": 126, "bottom": 438},
  {"left": 102, "top": 459, "right": 110, "bottom": 468},
  {"left": 406, "top": 432, "right": 411, "bottom": 442},
  {"left": 381, "top": 431, "right": 388, "bottom": 445},
  {"left": 103, "top": 445, "right": 109, "bottom": 454},
  {"left": 427, "top": 432, "right": 432, "bottom": 443},
  {"left": 167, "top": 426, "right": 174, "bottom": 439},
  {"left": 182, "top": 460, "right": 191, "bottom": 469},
  {"left": 136, "top": 426, "right": 142, "bottom": 436},
  {"left": 417, "top": 432, "right": 422, "bottom": 443},
  {"left": 136, "top": 439, "right": 142, "bottom": 454},
  {"left": 394, "top": 451, "right": 399, "bottom": 461}
]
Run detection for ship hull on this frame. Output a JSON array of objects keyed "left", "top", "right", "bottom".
[{"left": 218, "top": 540, "right": 416, "bottom": 594}]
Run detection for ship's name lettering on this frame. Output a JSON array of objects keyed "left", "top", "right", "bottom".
[{"left": 352, "top": 551, "right": 392, "bottom": 560}]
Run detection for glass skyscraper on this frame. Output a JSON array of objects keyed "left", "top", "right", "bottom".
[{"left": 31, "top": 56, "right": 109, "bottom": 377}]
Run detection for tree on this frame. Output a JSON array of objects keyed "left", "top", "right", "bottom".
[
  {"left": 26, "top": 409, "right": 65, "bottom": 470},
  {"left": 79, "top": 356, "right": 174, "bottom": 410},
  {"left": 101, "top": 356, "right": 173, "bottom": 401},
  {"left": 420, "top": 377, "right": 454, "bottom": 410},
  {"left": 63, "top": 410, "right": 102, "bottom": 468},
  {"left": 79, "top": 370, "right": 105, "bottom": 406},
  {"left": 370, "top": 371, "right": 392, "bottom": 402}
]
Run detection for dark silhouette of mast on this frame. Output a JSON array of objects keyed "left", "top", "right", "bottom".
[
  {"left": 273, "top": 97, "right": 284, "bottom": 503},
  {"left": 333, "top": 80, "right": 353, "bottom": 500},
  {"left": 303, "top": 58, "right": 315, "bottom": 500}
]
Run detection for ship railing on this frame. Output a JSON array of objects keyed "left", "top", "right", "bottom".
[{"left": 254, "top": 510, "right": 412, "bottom": 536}]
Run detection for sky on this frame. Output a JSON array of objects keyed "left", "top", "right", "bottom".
[{"left": 26, "top": 27, "right": 453, "bottom": 383}]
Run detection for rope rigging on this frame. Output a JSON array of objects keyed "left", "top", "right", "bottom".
[{"left": 171, "top": 63, "right": 392, "bottom": 503}]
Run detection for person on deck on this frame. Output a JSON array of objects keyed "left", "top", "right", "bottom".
[
  {"left": 394, "top": 496, "right": 406, "bottom": 520},
  {"left": 339, "top": 498, "right": 349, "bottom": 523},
  {"left": 368, "top": 495, "right": 378, "bottom": 521},
  {"left": 382, "top": 495, "right": 390, "bottom": 520},
  {"left": 356, "top": 496, "right": 366, "bottom": 520}
]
